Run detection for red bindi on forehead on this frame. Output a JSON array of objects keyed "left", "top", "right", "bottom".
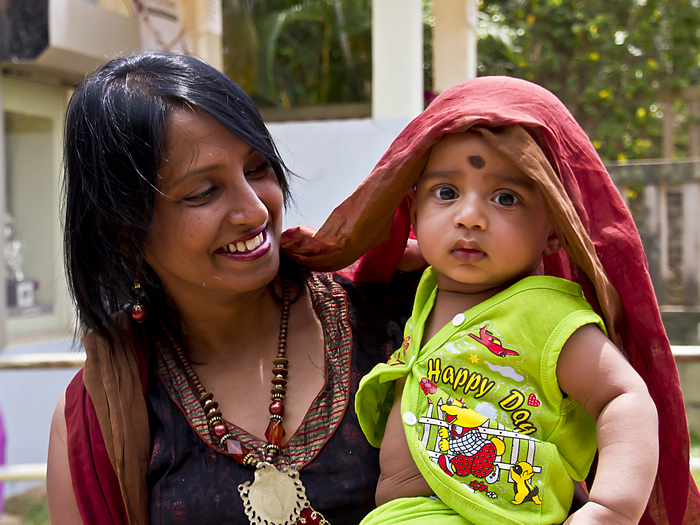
[{"left": 468, "top": 155, "right": 485, "bottom": 169}]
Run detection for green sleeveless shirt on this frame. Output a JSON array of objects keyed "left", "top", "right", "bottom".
[{"left": 356, "top": 268, "right": 604, "bottom": 525}]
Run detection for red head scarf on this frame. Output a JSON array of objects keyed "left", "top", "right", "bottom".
[{"left": 282, "top": 76, "right": 700, "bottom": 524}]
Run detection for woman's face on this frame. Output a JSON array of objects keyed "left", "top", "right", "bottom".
[{"left": 145, "top": 107, "right": 284, "bottom": 303}]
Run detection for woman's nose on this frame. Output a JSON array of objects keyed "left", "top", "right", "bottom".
[
  {"left": 225, "top": 179, "right": 269, "bottom": 227},
  {"left": 453, "top": 195, "right": 487, "bottom": 230}
]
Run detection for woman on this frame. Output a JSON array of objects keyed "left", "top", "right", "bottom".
[{"left": 47, "top": 52, "right": 415, "bottom": 524}]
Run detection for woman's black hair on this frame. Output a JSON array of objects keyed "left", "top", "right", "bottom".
[{"left": 62, "top": 52, "right": 292, "bottom": 341}]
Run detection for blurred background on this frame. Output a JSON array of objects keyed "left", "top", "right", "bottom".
[{"left": 0, "top": 0, "right": 698, "bottom": 522}]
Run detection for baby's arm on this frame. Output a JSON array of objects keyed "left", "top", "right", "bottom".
[{"left": 557, "top": 325, "right": 658, "bottom": 525}]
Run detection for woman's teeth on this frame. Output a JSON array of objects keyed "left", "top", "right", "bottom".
[{"left": 223, "top": 232, "right": 264, "bottom": 254}]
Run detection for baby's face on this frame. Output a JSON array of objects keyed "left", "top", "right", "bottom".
[{"left": 410, "top": 132, "right": 554, "bottom": 295}]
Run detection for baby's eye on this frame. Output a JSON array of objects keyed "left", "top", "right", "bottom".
[
  {"left": 433, "top": 186, "right": 458, "bottom": 201},
  {"left": 493, "top": 192, "right": 518, "bottom": 207}
]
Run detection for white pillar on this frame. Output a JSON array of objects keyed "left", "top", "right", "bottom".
[
  {"left": 372, "top": 0, "right": 424, "bottom": 119},
  {"left": 432, "top": 0, "right": 477, "bottom": 94}
]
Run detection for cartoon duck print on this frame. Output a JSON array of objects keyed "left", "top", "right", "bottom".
[
  {"left": 510, "top": 461, "right": 542, "bottom": 505},
  {"left": 468, "top": 325, "right": 519, "bottom": 357},
  {"left": 436, "top": 398, "right": 505, "bottom": 481}
]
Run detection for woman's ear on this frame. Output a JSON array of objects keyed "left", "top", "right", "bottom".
[{"left": 543, "top": 228, "right": 561, "bottom": 255}]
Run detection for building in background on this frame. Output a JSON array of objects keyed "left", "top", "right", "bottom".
[
  {"left": 0, "top": 1, "right": 476, "bottom": 501},
  {"left": 0, "top": 0, "right": 476, "bottom": 345},
  {"left": 0, "top": 0, "right": 223, "bottom": 345}
]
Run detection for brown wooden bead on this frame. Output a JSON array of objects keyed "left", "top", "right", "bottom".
[
  {"left": 272, "top": 386, "right": 286, "bottom": 396},
  {"left": 206, "top": 409, "right": 222, "bottom": 421},
  {"left": 202, "top": 400, "right": 218, "bottom": 412},
  {"left": 271, "top": 377, "right": 287, "bottom": 387}
]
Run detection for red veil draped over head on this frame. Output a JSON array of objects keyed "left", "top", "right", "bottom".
[{"left": 281, "top": 76, "right": 700, "bottom": 524}]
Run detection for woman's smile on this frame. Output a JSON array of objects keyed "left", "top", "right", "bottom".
[{"left": 218, "top": 228, "right": 271, "bottom": 260}]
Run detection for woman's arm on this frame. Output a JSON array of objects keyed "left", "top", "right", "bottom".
[
  {"left": 47, "top": 393, "right": 83, "bottom": 524},
  {"left": 557, "top": 325, "right": 658, "bottom": 525}
]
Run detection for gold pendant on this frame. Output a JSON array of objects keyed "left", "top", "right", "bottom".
[{"left": 238, "top": 463, "right": 308, "bottom": 525}]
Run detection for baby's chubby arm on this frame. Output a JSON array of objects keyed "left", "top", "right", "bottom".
[{"left": 557, "top": 325, "right": 658, "bottom": 525}]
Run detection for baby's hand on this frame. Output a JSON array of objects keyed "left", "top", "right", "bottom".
[{"left": 564, "top": 501, "right": 638, "bottom": 525}]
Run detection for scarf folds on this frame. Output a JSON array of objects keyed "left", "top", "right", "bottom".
[
  {"left": 65, "top": 314, "right": 151, "bottom": 525},
  {"left": 281, "top": 76, "right": 700, "bottom": 524}
]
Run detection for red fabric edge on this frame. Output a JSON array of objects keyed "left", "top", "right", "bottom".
[
  {"left": 345, "top": 201, "right": 412, "bottom": 283},
  {"left": 65, "top": 369, "right": 129, "bottom": 524}
]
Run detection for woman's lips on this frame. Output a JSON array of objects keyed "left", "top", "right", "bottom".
[
  {"left": 221, "top": 231, "right": 265, "bottom": 254},
  {"left": 218, "top": 229, "right": 271, "bottom": 260}
]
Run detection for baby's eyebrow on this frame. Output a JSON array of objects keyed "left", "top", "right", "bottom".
[
  {"left": 489, "top": 171, "right": 538, "bottom": 190},
  {"left": 418, "top": 170, "right": 459, "bottom": 183},
  {"left": 418, "top": 169, "right": 537, "bottom": 190}
]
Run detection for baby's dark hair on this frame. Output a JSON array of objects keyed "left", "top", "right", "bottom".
[{"left": 62, "top": 52, "right": 291, "bottom": 341}]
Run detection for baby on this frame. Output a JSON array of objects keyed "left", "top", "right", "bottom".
[
  {"left": 282, "top": 76, "right": 699, "bottom": 524},
  {"left": 355, "top": 127, "right": 657, "bottom": 524}
]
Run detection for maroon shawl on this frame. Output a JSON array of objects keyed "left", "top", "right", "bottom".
[{"left": 281, "top": 76, "right": 700, "bottom": 524}]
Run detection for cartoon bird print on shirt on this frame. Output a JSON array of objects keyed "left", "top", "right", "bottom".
[{"left": 468, "top": 325, "right": 519, "bottom": 358}]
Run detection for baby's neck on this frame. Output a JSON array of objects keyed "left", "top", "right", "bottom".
[{"left": 422, "top": 285, "right": 507, "bottom": 343}]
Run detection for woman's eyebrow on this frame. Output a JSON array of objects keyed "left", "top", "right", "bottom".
[
  {"left": 165, "top": 145, "right": 258, "bottom": 187},
  {"left": 181, "top": 163, "right": 222, "bottom": 180},
  {"left": 158, "top": 162, "right": 221, "bottom": 192}
]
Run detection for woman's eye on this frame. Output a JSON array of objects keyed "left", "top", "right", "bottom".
[
  {"left": 245, "top": 160, "right": 273, "bottom": 178},
  {"left": 434, "top": 186, "right": 458, "bottom": 201},
  {"left": 183, "top": 187, "right": 216, "bottom": 203},
  {"left": 493, "top": 192, "right": 518, "bottom": 207}
]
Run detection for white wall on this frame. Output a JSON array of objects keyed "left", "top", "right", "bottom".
[{"left": 271, "top": 117, "right": 411, "bottom": 230}]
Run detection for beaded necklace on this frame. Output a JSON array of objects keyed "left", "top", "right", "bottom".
[{"left": 163, "top": 281, "right": 329, "bottom": 525}]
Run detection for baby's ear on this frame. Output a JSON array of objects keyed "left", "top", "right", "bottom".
[{"left": 543, "top": 228, "right": 561, "bottom": 255}]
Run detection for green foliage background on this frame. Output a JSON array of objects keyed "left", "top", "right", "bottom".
[
  {"left": 222, "top": 0, "right": 700, "bottom": 161},
  {"left": 477, "top": 0, "right": 700, "bottom": 161},
  {"left": 222, "top": 0, "right": 372, "bottom": 108}
]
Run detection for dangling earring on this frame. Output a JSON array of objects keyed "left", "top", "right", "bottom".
[{"left": 131, "top": 281, "right": 146, "bottom": 322}]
